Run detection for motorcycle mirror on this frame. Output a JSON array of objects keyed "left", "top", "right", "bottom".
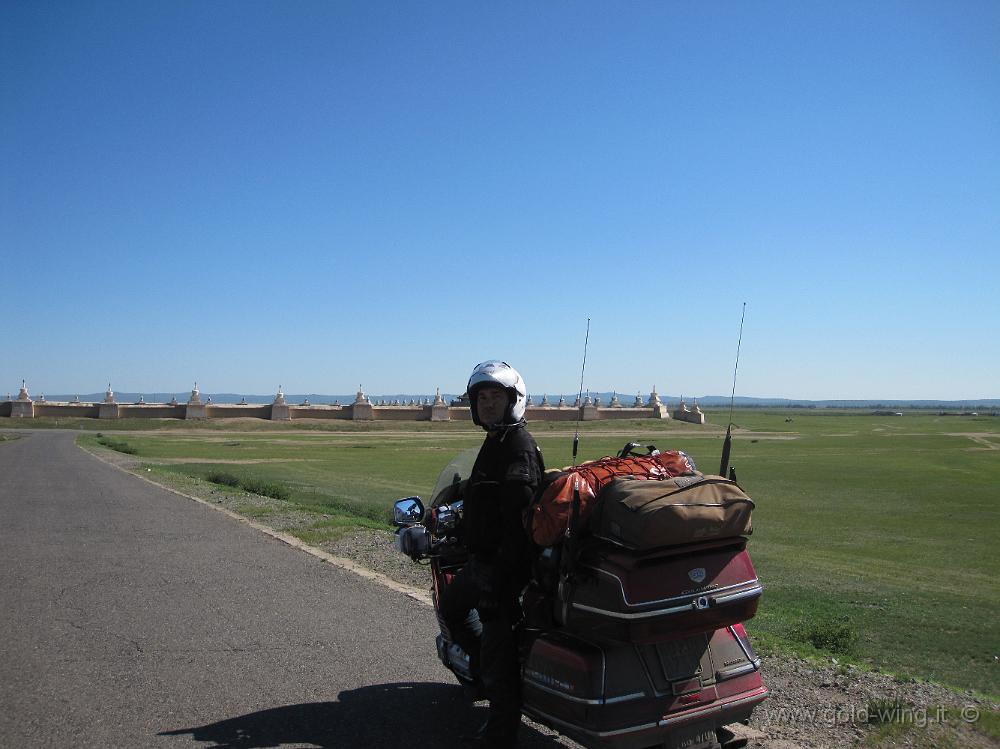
[{"left": 393, "top": 496, "right": 424, "bottom": 526}]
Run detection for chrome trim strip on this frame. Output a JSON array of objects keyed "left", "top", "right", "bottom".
[
  {"left": 605, "top": 691, "right": 646, "bottom": 705},
  {"left": 523, "top": 680, "right": 602, "bottom": 705},
  {"left": 572, "top": 601, "right": 693, "bottom": 620},
  {"left": 581, "top": 565, "right": 760, "bottom": 608},
  {"left": 716, "top": 661, "right": 759, "bottom": 680},
  {"left": 524, "top": 706, "right": 660, "bottom": 738},
  {"left": 712, "top": 585, "right": 763, "bottom": 605},
  {"left": 730, "top": 624, "right": 755, "bottom": 663},
  {"left": 597, "top": 721, "right": 662, "bottom": 738},
  {"left": 571, "top": 583, "right": 761, "bottom": 621},
  {"left": 523, "top": 678, "right": 645, "bottom": 705}
]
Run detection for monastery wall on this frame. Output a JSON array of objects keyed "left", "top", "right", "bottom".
[{"left": 3, "top": 384, "right": 706, "bottom": 424}]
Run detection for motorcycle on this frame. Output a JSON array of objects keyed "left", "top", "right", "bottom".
[{"left": 392, "top": 445, "right": 768, "bottom": 749}]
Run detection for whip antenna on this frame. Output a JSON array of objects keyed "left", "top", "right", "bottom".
[
  {"left": 719, "top": 302, "right": 746, "bottom": 479},
  {"left": 572, "top": 318, "right": 591, "bottom": 467}
]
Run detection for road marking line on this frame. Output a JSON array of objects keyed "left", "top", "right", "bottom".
[{"left": 81, "top": 444, "right": 433, "bottom": 607}]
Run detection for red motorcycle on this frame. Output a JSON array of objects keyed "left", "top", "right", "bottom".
[{"left": 393, "top": 444, "right": 767, "bottom": 749}]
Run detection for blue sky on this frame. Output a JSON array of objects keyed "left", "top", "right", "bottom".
[{"left": 3, "top": 1, "right": 997, "bottom": 400}]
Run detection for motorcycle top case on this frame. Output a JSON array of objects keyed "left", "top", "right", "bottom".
[
  {"left": 521, "top": 625, "right": 768, "bottom": 749},
  {"left": 557, "top": 538, "right": 762, "bottom": 643},
  {"left": 590, "top": 474, "right": 754, "bottom": 551}
]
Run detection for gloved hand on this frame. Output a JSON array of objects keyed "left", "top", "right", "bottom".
[
  {"left": 423, "top": 507, "right": 438, "bottom": 534},
  {"left": 470, "top": 559, "right": 501, "bottom": 622},
  {"left": 477, "top": 582, "right": 500, "bottom": 622}
]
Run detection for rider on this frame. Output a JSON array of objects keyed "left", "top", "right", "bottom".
[{"left": 440, "top": 360, "right": 543, "bottom": 747}]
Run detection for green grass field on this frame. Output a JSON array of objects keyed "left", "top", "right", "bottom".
[{"left": 72, "top": 410, "right": 1000, "bottom": 697}]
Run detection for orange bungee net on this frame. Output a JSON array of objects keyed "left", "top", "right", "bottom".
[{"left": 528, "top": 451, "right": 696, "bottom": 547}]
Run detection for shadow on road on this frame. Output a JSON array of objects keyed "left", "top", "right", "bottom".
[{"left": 159, "top": 681, "right": 565, "bottom": 748}]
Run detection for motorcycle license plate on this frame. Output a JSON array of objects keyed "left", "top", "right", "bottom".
[
  {"left": 663, "top": 720, "right": 718, "bottom": 749},
  {"left": 654, "top": 635, "right": 707, "bottom": 681}
]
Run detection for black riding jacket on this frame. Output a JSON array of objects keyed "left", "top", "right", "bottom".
[{"left": 463, "top": 422, "right": 543, "bottom": 585}]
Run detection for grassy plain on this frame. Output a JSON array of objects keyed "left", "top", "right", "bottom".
[{"left": 70, "top": 410, "right": 1000, "bottom": 697}]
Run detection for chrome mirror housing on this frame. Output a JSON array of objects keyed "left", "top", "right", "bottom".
[{"left": 393, "top": 496, "right": 425, "bottom": 526}]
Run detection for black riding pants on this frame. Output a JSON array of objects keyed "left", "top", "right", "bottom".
[{"left": 438, "top": 564, "right": 522, "bottom": 734}]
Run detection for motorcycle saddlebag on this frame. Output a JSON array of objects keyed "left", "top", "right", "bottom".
[
  {"left": 591, "top": 475, "right": 753, "bottom": 551},
  {"left": 557, "top": 538, "right": 761, "bottom": 643},
  {"left": 522, "top": 625, "right": 768, "bottom": 749}
]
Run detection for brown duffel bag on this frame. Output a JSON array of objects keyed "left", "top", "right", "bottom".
[{"left": 591, "top": 474, "right": 754, "bottom": 550}]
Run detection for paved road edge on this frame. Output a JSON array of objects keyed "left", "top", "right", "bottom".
[{"left": 79, "top": 442, "right": 434, "bottom": 607}]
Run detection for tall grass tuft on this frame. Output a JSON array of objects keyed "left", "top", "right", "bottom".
[
  {"left": 96, "top": 435, "right": 137, "bottom": 455},
  {"left": 205, "top": 471, "right": 289, "bottom": 501},
  {"left": 791, "top": 612, "right": 858, "bottom": 654},
  {"left": 241, "top": 477, "right": 290, "bottom": 501},
  {"left": 206, "top": 471, "right": 240, "bottom": 487}
]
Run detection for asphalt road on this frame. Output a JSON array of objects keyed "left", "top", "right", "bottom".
[{"left": 0, "top": 431, "right": 572, "bottom": 749}]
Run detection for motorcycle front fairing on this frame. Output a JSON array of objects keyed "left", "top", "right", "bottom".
[
  {"left": 393, "top": 447, "right": 478, "bottom": 558},
  {"left": 428, "top": 447, "right": 478, "bottom": 510},
  {"left": 390, "top": 448, "right": 482, "bottom": 685}
]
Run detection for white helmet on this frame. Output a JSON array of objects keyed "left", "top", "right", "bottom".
[{"left": 467, "top": 360, "right": 527, "bottom": 427}]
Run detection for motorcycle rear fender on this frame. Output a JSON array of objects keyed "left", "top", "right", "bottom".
[{"left": 522, "top": 626, "right": 766, "bottom": 749}]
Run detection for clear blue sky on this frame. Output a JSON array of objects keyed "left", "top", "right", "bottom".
[{"left": 3, "top": 1, "right": 997, "bottom": 400}]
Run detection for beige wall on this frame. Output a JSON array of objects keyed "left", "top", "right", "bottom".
[
  {"left": 523, "top": 407, "right": 581, "bottom": 422},
  {"left": 33, "top": 403, "right": 101, "bottom": 418},
  {"left": 592, "top": 408, "right": 656, "bottom": 420},
  {"left": 287, "top": 406, "right": 353, "bottom": 421},
  {"left": 371, "top": 407, "right": 431, "bottom": 421},
  {"left": 118, "top": 404, "right": 186, "bottom": 419},
  {"left": 4, "top": 401, "right": 689, "bottom": 424},
  {"left": 206, "top": 405, "right": 272, "bottom": 419}
]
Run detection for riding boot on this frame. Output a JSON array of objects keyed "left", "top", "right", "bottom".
[
  {"left": 477, "top": 713, "right": 521, "bottom": 748},
  {"left": 478, "top": 613, "right": 522, "bottom": 747}
]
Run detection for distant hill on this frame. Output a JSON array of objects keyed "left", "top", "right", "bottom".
[{"left": 690, "top": 395, "right": 1000, "bottom": 409}]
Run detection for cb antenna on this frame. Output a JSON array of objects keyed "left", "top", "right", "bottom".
[
  {"left": 572, "top": 317, "right": 591, "bottom": 467},
  {"left": 719, "top": 302, "right": 746, "bottom": 479},
  {"left": 563, "top": 317, "right": 591, "bottom": 574}
]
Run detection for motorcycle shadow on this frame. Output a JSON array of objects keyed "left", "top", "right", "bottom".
[{"left": 159, "top": 681, "right": 567, "bottom": 748}]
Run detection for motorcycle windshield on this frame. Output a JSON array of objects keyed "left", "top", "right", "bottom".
[{"left": 429, "top": 447, "right": 478, "bottom": 507}]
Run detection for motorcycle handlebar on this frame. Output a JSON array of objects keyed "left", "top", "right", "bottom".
[{"left": 394, "top": 513, "right": 465, "bottom": 561}]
